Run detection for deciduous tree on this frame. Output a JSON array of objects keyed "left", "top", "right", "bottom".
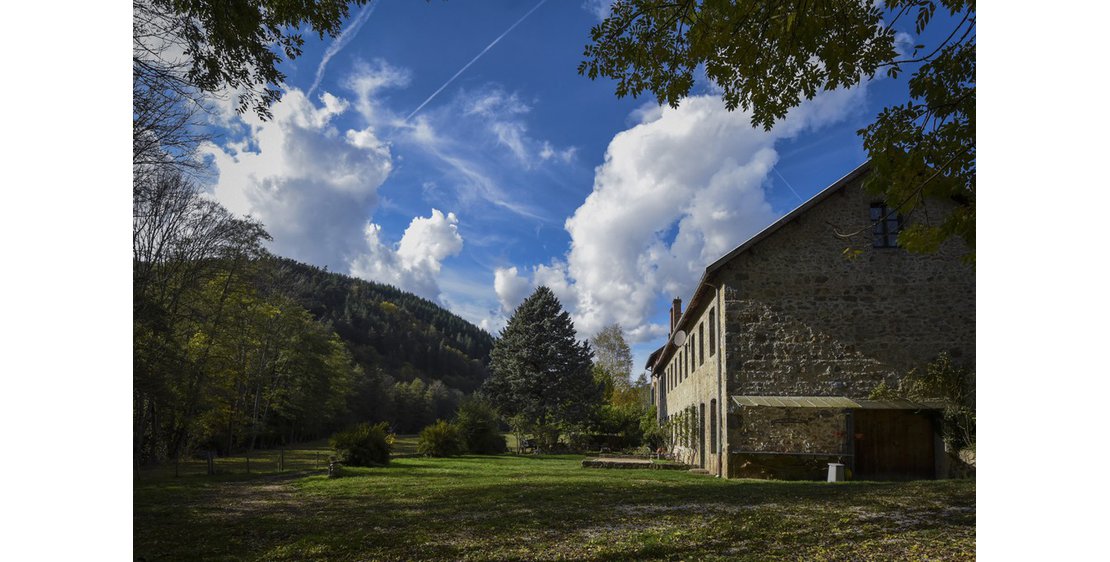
[
  {"left": 580, "top": 0, "right": 975, "bottom": 260},
  {"left": 134, "top": 0, "right": 370, "bottom": 121},
  {"left": 591, "top": 323, "right": 633, "bottom": 389}
]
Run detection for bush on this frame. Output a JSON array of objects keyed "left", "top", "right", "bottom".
[
  {"left": 454, "top": 398, "right": 507, "bottom": 454},
  {"left": 417, "top": 420, "right": 465, "bottom": 457},
  {"left": 330, "top": 422, "right": 392, "bottom": 467},
  {"left": 871, "top": 353, "right": 975, "bottom": 449}
]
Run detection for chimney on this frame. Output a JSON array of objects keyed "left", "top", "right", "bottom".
[{"left": 670, "top": 297, "right": 682, "bottom": 334}]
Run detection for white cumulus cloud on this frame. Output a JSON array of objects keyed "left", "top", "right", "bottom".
[
  {"left": 201, "top": 61, "right": 410, "bottom": 268},
  {"left": 498, "top": 87, "right": 866, "bottom": 343},
  {"left": 350, "top": 209, "right": 464, "bottom": 301},
  {"left": 493, "top": 266, "right": 532, "bottom": 313},
  {"left": 203, "top": 60, "right": 468, "bottom": 304},
  {"left": 202, "top": 87, "right": 394, "bottom": 268}
]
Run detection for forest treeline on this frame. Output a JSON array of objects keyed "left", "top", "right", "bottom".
[
  {"left": 133, "top": 0, "right": 495, "bottom": 466},
  {"left": 133, "top": 168, "right": 494, "bottom": 465}
]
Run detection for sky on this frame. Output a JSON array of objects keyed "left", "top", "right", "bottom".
[
  {"left": 198, "top": 0, "right": 920, "bottom": 377},
  {"left": 13, "top": 2, "right": 1110, "bottom": 556}
]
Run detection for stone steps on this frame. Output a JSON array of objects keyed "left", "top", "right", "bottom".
[{"left": 582, "top": 458, "right": 692, "bottom": 470}]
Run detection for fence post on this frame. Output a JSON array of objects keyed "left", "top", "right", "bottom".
[
  {"left": 206, "top": 451, "right": 214, "bottom": 475},
  {"left": 280, "top": 448, "right": 285, "bottom": 472}
]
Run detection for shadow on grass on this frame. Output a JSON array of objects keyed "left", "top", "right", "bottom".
[{"left": 135, "top": 454, "right": 975, "bottom": 562}]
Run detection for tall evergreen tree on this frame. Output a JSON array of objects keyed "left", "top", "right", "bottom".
[{"left": 483, "top": 287, "right": 600, "bottom": 449}]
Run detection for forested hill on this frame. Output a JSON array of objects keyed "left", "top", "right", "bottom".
[{"left": 262, "top": 257, "right": 494, "bottom": 394}]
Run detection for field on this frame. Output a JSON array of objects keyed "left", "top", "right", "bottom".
[{"left": 134, "top": 448, "right": 975, "bottom": 561}]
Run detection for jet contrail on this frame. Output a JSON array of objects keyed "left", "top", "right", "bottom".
[
  {"left": 404, "top": 0, "right": 549, "bottom": 122},
  {"left": 772, "top": 166, "right": 805, "bottom": 204},
  {"left": 308, "top": 1, "right": 381, "bottom": 97}
]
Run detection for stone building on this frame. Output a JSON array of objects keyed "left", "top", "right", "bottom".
[{"left": 646, "top": 162, "right": 974, "bottom": 480}]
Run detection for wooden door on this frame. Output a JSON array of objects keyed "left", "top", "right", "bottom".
[{"left": 853, "top": 409, "right": 936, "bottom": 480}]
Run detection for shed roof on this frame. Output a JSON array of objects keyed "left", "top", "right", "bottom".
[{"left": 731, "top": 396, "right": 942, "bottom": 410}]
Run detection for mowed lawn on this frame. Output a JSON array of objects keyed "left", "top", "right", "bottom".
[{"left": 134, "top": 453, "right": 975, "bottom": 561}]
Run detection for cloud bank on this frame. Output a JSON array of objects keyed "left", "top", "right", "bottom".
[
  {"left": 350, "top": 209, "right": 464, "bottom": 300},
  {"left": 203, "top": 60, "right": 466, "bottom": 302},
  {"left": 498, "top": 87, "right": 866, "bottom": 343}
]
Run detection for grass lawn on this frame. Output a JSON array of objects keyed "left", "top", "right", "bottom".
[{"left": 134, "top": 453, "right": 975, "bottom": 561}]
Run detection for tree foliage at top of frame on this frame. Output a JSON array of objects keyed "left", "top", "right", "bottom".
[
  {"left": 580, "top": 0, "right": 975, "bottom": 261},
  {"left": 135, "top": 0, "right": 369, "bottom": 121}
]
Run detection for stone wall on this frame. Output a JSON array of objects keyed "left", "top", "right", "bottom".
[
  {"left": 728, "top": 406, "right": 848, "bottom": 454},
  {"left": 725, "top": 406, "right": 849, "bottom": 480},
  {"left": 654, "top": 286, "right": 727, "bottom": 476},
  {"left": 716, "top": 174, "right": 975, "bottom": 400}
]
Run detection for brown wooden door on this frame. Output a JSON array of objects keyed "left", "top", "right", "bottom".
[{"left": 853, "top": 410, "right": 936, "bottom": 480}]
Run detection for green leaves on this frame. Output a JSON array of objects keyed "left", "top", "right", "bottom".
[
  {"left": 581, "top": 0, "right": 898, "bottom": 129},
  {"left": 581, "top": 0, "right": 976, "bottom": 260},
  {"left": 140, "top": 0, "right": 368, "bottom": 120},
  {"left": 861, "top": 37, "right": 975, "bottom": 260},
  {"left": 484, "top": 287, "right": 601, "bottom": 442}
]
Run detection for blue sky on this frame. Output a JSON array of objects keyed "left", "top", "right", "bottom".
[{"left": 199, "top": 0, "right": 919, "bottom": 376}]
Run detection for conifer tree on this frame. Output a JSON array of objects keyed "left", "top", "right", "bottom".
[{"left": 483, "top": 286, "right": 600, "bottom": 449}]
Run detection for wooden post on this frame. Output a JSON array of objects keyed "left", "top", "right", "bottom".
[
  {"left": 206, "top": 451, "right": 214, "bottom": 475},
  {"left": 280, "top": 448, "right": 285, "bottom": 472},
  {"left": 246, "top": 453, "right": 250, "bottom": 474}
]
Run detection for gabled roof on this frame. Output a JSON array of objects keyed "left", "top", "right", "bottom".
[
  {"left": 703, "top": 161, "right": 871, "bottom": 276},
  {"left": 649, "top": 161, "right": 871, "bottom": 372},
  {"left": 644, "top": 345, "right": 664, "bottom": 371}
]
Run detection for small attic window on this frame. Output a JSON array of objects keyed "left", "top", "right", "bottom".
[{"left": 870, "top": 203, "right": 902, "bottom": 248}]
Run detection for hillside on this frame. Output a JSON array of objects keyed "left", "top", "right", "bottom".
[{"left": 262, "top": 257, "right": 494, "bottom": 394}]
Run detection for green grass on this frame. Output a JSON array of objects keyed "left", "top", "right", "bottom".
[
  {"left": 135, "top": 453, "right": 975, "bottom": 561},
  {"left": 136, "top": 435, "right": 428, "bottom": 481}
]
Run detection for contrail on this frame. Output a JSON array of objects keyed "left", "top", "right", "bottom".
[
  {"left": 404, "top": 0, "right": 549, "bottom": 122},
  {"left": 772, "top": 166, "right": 805, "bottom": 204},
  {"left": 308, "top": 1, "right": 381, "bottom": 97}
]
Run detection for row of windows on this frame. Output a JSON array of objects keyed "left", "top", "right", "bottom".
[
  {"left": 665, "top": 307, "right": 717, "bottom": 391},
  {"left": 662, "top": 399, "right": 720, "bottom": 456}
]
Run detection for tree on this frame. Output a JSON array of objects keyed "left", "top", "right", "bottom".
[
  {"left": 482, "top": 287, "right": 601, "bottom": 450},
  {"left": 134, "top": 0, "right": 369, "bottom": 121},
  {"left": 416, "top": 420, "right": 466, "bottom": 457},
  {"left": 580, "top": 0, "right": 975, "bottom": 260},
  {"left": 591, "top": 323, "right": 633, "bottom": 388},
  {"left": 453, "top": 397, "right": 507, "bottom": 454},
  {"left": 133, "top": 165, "right": 271, "bottom": 463}
]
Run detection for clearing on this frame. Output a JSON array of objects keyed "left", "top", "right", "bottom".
[{"left": 134, "top": 450, "right": 974, "bottom": 561}]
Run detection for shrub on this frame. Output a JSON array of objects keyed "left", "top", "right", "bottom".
[
  {"left": 454, "top": 398, "right": 507, "bottom": 454},
  {"left": 871, "top": 353, "right": 975, "bottom": 449},
  {"left": 330, "top": 422, "right": 392, "bottom": 467},
  {"left": 640, "top": 405, "right": 666, "bottom": 450},
  {"left": 417, "top": 420, "right": 465, "bottom": 457}
]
